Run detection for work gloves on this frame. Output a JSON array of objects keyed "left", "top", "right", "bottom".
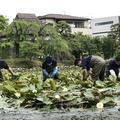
[{"left": 109, "top": 69, "right": 118, "bottom": 81}]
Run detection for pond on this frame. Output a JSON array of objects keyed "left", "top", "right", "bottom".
[{"left": 0, "top": 107, "right": 119, "bottom": 120}]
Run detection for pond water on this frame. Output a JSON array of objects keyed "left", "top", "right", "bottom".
[{"left": 0, "top": 107, "right": 119, "bottom": 120}]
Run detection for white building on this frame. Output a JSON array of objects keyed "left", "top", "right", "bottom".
[
  {"left": 91, "top": 16, "right": 119, "bottom": 36},
  {"left": 38, "top": 14, "right": 92, "bottom": 35}
]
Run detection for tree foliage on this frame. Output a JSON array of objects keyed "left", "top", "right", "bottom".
[
  {"left": 69, "top": 33, "right": 102, "bottom": 58},
  {"left": 40, "top": 24, "right": 70, "bottom": 60},
  {"left": 0, "top": 15, "right": 8, "bottom": 32},
  {"left": 2, "top": 16, "right": 120, "bottom": 62},
  {"left": 55, "top": 21, "right": 71, "bottom": 38},
  {"left": 110, "top": 23, "right": 120, "bottom": 42},
  {"left": 102, "top": 36, "right": 115, "bottom": 59},
  {"left": 7, "top": 20, "right": 40, "bottom": 57},
  {"left": 20, "top": 41, "right": 42, "bottom": 61}
]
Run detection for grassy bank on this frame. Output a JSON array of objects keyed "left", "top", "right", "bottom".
[{"left": 5, "top": 58, "right": 42, "bottom": 68}]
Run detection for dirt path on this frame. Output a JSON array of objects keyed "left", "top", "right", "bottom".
[{"left": 0, "top": 107, "right": 119, "bottom": 120}]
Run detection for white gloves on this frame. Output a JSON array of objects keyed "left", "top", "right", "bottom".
[
  {"left": 118, "top": 72, "right": 120, "bottom": 78},
  {"left": 109, "top": 69, "right": 117, "bottom": 81},
  {"left": 110, "top": 70, "right": 116, "bottom": 76}
]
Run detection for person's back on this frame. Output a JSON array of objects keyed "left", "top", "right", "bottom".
[
  {"left": 90, "top": 55, "right": 105, "bottom": 68},
  {"left": 81, "top": 55, "right": 105, "bottom": 81},
  {"left": 90, "top": 55, "right": 105, "bottom": 81}
]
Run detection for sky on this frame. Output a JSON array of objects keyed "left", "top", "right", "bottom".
[{"left": 0, "top": 0, "right": 120, "bottom": 22}]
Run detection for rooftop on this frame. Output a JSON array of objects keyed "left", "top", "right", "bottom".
[
  {"left": 38, "top": 14, "right": 90, "bottom": 20},
  {"left": 15, "top": 13, "right": 39, "bottom": 22}
]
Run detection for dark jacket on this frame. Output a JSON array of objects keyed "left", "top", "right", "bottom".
[
  {"left": 106, "top": 59, "right": 120, "bottom": 70},
  {"left": 0, "top": 59, "right": 9, "bottom": 70},
  {"left": 42, "top": 58, "right": 57, "bottom": 73},
  {"left": 106, "top": 58, "right": 120, "bottom": 76},
  {"left": 81, "top": 56, "right": 92, "bottom": 70}
]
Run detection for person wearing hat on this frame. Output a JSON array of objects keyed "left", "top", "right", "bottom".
[
  {"left": 106, "top": 56, "right": 120, "bottom": 79},
  {"left": 74, "top": 55, "right": 106, "bottom": 81},
  {"left": 0, "top": 59, "right": 14, "bottom": 81},
  {"left": 42, "top": 56, "right": 58, "bottom": 81}
]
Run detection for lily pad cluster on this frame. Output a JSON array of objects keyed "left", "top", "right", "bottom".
[{"left": 0, "top": 66, "right": 120, "bottom": 110}]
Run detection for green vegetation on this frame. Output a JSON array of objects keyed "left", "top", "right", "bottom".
[
  {"left": 0, "top": 66, "right": 120, "bottom": 110},
  {"left": 0, "top": 15, "right": 120, "bottom": 111},
  {"left": 1, "top": 15, "right": 120, "bottom": 63}
]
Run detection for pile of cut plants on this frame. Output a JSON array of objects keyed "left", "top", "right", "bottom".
[{"left": 0, "top": 66, "right": 120, "bottom": 111}]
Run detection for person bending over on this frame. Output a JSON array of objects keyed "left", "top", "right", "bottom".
[{"left": 42, "top": 56, "right": 58, "bottom": 81}]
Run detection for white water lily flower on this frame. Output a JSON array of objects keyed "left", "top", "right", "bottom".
[
  {"left": 110, "top": 70, "right": 116, "bottom": 76},
  {"left": 32, "top": 90, "right": 37, "bottom": 93},
  {"left": 96, "top": 102, "right": 104, "bottom": 109},
  {"left": 62, "top": 87, "right": 68, "bottom": 92},
  {"left": 15, "top": 92, "right": 21, "bottom": 98},
  {"left": 54, "top": 94, "right": 60, "bottom": 99}
]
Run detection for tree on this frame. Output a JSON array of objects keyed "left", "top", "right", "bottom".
[
  {"left": 70, "top": 33, "right": 100, "bottom": 57},
  {"left": 7, "top": 20, "right": 40, "bottom": 57},
  {"left": 110, "top": 23, "right": 120, "bottom": 42},
  {"left": 27, "top": 22, "right": 40, "bottom": 42},
  {"left": 40, "top": 24, "right": 70, "bottom": 60},
  {"left": 110, "top": 24, "right": 120, "bottom": 48},
  {"left": 20, "top": 41, "right": 42, "bottom": 61},
  {"left": 0, "top": 41, "right": 13, "bottom": 58},
  {"left": 102, "top": 36, "right": 115, "bottom": 59},
  {"left": 0, "top": 15, "right": 11, "bottom": 58},
  {"left": 55, "top": 21, "right": 71, "bottom": 38},
  {"left": 104, "top": 23, "right": 120, "bottom": 57},
  {"left": 69, "top": 33, "right": 83, "bottom": 58},
  {"left": 7, "top": 20, "right": 28, "bottom": 57},
  {"left": 0, "top": 15, "right": 8, "bottom": 32}
]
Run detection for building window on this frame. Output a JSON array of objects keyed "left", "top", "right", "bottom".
[
  {"left": 75, "top": 22, "right": 84, "bottom": 28},
  {"left": 67, "top": 22, "right": 73, "bottom": 24},
  {"left": 95, "top": 21, "right": 113, "bottom": 26}
]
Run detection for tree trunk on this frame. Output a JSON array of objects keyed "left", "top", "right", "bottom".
[{"left": 14, "top": 42, "right": 19, "bottom": 57}]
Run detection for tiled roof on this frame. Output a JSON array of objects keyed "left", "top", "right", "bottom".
[
  {"left": 16, "top": 13, "right": 37, "bottom": 19},
  {"left": 38, "top": 14, "right": 90, "bottom": 20},
  {"left": 15, "top": 13, "right": 39, "bottom": 22}
]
